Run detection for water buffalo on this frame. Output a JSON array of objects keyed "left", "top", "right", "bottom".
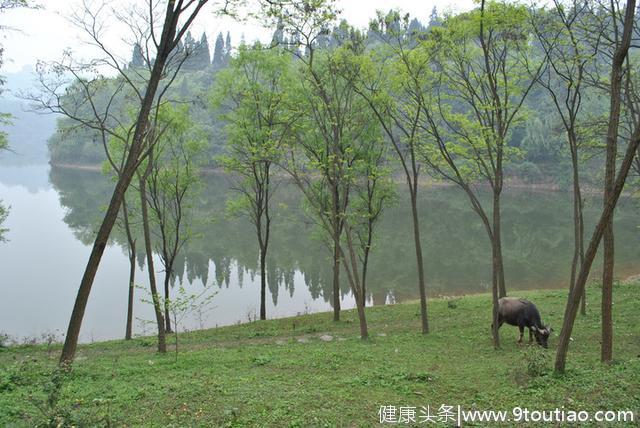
[{"left": 495, "top": 297, "right": 551, "bottom": 348}]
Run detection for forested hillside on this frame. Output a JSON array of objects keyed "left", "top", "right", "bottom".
[{"left": 46, "top": 14, "right": 612, "bottom": 189}]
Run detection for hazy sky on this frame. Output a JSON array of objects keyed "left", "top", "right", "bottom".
[{"left": 0, "top": 0, "right": 475, "bottom": 74}]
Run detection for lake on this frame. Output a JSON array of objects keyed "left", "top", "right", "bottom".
[{"left": 0, "top": 164, "right": 638, "bottom": 343}]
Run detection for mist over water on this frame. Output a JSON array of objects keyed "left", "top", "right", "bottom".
[{"left": 0, "top": 164, "right": 638, "bottom": 342}]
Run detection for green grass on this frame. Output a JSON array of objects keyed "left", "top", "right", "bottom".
[{"left": 1, "top": 282, "right": 639, "bottom": 427}]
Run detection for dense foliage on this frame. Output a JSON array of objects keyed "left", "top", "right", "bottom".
[{"left": 47, "top": 7, "right": 619, "bottom": 190}]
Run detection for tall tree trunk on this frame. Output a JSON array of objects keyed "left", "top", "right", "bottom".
[
  {"left": 602, "top": 88, "right": 618, "bottom": 363},
  {"left": 491, "top": 240, "right": 501, "bottom": 349},
  {"left": 355, "top": 295, "right": 369, "bottom": 339},
  {"left": 410, "top": 187, "right": 429, "bottom": 334},
  {"left": 494, "top": 203, "right": 506, "bottom": 298},
  {"left": 126, "top": 240, "right": 136, "bottom": 340},
  {"left": 601, "top": 200, "right": 615, "bottom": 363},
  {"left": 163, "top": 272, "right": 172, "bottom": 333},
  {"left": 332, "top": 235, "right": 341, "bottom": 321},
  {"left": 360, "top": 228, "right": 373, "bottom": 308},
  {"left": 555, "top": 0, "right": 639, "bottom": 367},
  {"left": 260, "top": 246, "right": 267, "bottom": 320},
  {"left": 493, "top": 167, "right": 506, "bottom": 299},
  {"left": 491, "top": 184, "right": 503, "bottom": 347},
  {"left": 139, "top": 173, "right": 167, "bottom": 353},
  {"left": 341, "top": 229, "right": 369, "bottom": 340},
  {"left": 58, "top": 1, "right": 191, "bottom": 365},
  {"left": 568, "top": 141, "right": 587, "bottom": 316},
  {"left": 122, "top": 198, "right": 136, "bottom": 340},
  {"left": 602, "top": 223, "right": 614, "bottom": 362},
  {"left": 343, "top": 265, "right": 368, "bottom": 340},
  {"left": 569, "top": 145, "right": 580, "bottom": 291},
  {"left": 599, "top": 0, "right": 630, "bottom": 363},
  {"left": 554, "top": 130, "right": 638, "bottom": 372},
  {"left": 258, "top": 173, "right": 270, "bottom": 321}
]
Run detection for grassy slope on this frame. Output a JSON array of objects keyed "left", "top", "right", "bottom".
[{"left": 1, "top": 283, "right": 639, "bottom": 427}]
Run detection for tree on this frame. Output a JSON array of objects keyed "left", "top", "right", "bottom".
[
  {"left": 36, "top": 69, "right": 144, "bottom": 342},
  {"left": 350, "top": 134, "right": 395, "bottom": 308},
  {"left": 532, "top": 0, "right": 597, "bottom": 315},
  {"left": 102, "top": 138, "right": 141, "bottom": 341},
  {"left": 215, "top": 44, "right": 294, "bottom": 320},
  {"left": 146, "top": 105, "right": 206, "bottom": 333},
  {"left": 196, "top": 32, "right": 212, "bottom": 69},
  {"left": 394, "top": 1, "right": 544, "bottom": 348},
  {"left": 44, "top": 0, "right": 213, "bottom": 367},
  {"left": 182, "top": 30, "right": 211, "bottom": 70},
  {"left": 261, "top": 0, "right": 391, "bottom": 338},
  {"left": 182, "top": 31, "right": 196, "bottom": 69},
  {"left": 555, "top": 0, "right": 639, "bottom": 373},
  {"left": 225, "top": 31, "right": 232, "bottom": 64},
  {"left": 428, "top": 6, "right": 441, "bottom": 29},
  {"left": 129, "top": 43, "right": 145, "bottom": 68},
  {"left": 31, "top": 0, "right": 218, "bottom": 360},
  {"left": 355, "top": 11, "right": 432, "bottom": 334},
  {"left": 212, "top": 32, "right": 225, "bottom": 68}
]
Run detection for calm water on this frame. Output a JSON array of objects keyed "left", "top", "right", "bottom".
[{"left": 0, "top": 164, "right": 638, "bottom": 342}]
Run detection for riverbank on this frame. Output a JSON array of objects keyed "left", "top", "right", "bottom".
[
  {"left": 1, "top": 282, "right": 638, "bottom": 426},
  {"left": 48, "top": 162, "right": 580, "bottom": 192}
]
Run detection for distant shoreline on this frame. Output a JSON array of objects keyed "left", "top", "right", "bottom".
[
  {"left": 50, "top": 162, "right": 228, "bottom": 176},
  {"left": 49, "top": 162, "right": 613, "bottom": 194}
]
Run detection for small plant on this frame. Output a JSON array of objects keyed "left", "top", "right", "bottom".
[
  {"left": 0, "top": 331, "right": 10, "bottom": 349},
  {"left": 512, "top": 345, "right": 551, "bottom": 387},
  {"left": 40, "top": 330, "right": 63, "bottom": 357},
  {"left": 26, "top": 366, "right": 114, "bottom": 426},
  {"left": 252, "top": 354, "right": 272, "bottom": 366},
  {"left": 138, "top": 284, "right": 216, "bottom": 362},
  {"left": 28, "top": 367, "right": 72, "bottom": 426},
  {"left": 167, "top": 285, "right": 216, "bottom": 363},
  {"left": 245, "top": 308, "right": 258, "bottom": 323},
  {"left": 522, "top": 345, "right": 550, "bottom": 378},
  {"left": 0, "top": 361, "right": 29, "bottom": 393}
]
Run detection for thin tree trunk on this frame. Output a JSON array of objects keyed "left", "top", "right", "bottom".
[
  {"left": 602, "top": 129, "right": 617, "bottom": 364},
  {"left": 122, "top": 198, "right": 136, "bottom": 340},
  {"left": 494, "top": 204, "right": 506, "bottom": 298},
  {"left": 410, "top": 187, "right": 429, "bottom": 334},
  {"left": 491, "top": 240, "right": 501, "bottom": 349},
  {"left": 126, "top": 240, "right": 136, "bottom": 340},
  {"left": 341, "top": 229, "right": 369, "bottom": 340},
  {"left": 173, "top": 312, "right": 179, "bottom": 363},
  {"left": 332, "top": 232, "right": 341, "bottom": 321},
  {"left": 491, "top": 190, "right": 502, "bottom": 348},
  {"left": 58, "top": 1, "right": 189, "bottom": 365},
  {"left": 260, "top": 246, "right": 267, "bottom": 320},
  {"left": 258, "top": 171, "right": 270, "bottom": 321},
  {"left": 570, "top": 144, "right": 588, "bottom": 316},
  {"left": 361, "top": 228, "right": 373, "bottom": 308},
  {"left": 355, "top": 295, "right": 369, "bottom": 339},
  {"left": 492, "top": 168, "right": 506, "bottom": 299},
  {"left": 602, "top": 223, "right": 614, "bottom": 362},
  {"left": 555, "top": 126, "right": 640, "bottom": 374},
  {"left": 164, "top": 272, "right": 172, "bottom": 333},
  {"left": 139, "top": 173, "right": 167, "bottom": 354},
  {"left": 569, "top": 145, "right": 581, "bottom": 292},
  {"left": 599, "top": 0, "right": 630, "bottom": 363}
]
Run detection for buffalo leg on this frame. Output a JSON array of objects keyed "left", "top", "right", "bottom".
[
  {"left": 529, "top": 328, "right": 533, "bottom": 343},
  {"left": 518, "top": 325, "right": 524, "bottom": 343}
]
